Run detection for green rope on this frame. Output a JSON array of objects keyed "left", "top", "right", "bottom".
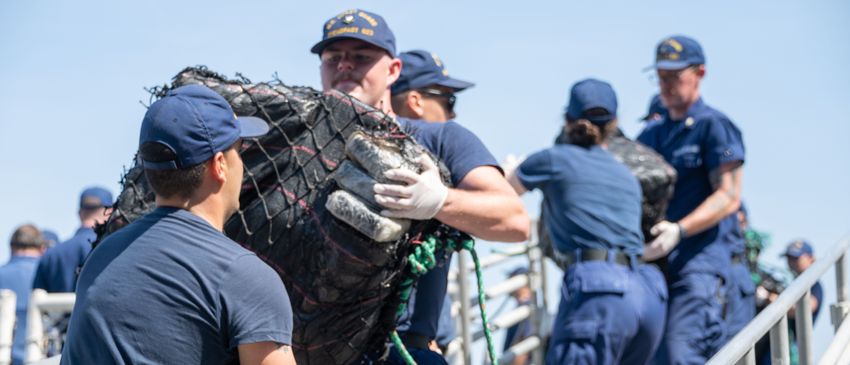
[
  {"left": 447, "top": 237, "right": 499, "bottom": 365},
  {"left": 389, "top": 234, "right": 498, "bottom": 365},
  {"left": 390, "top": 330, "right": 416, "bottom": 365}
]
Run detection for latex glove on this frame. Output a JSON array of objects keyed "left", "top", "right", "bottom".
[
  {"left": 373, "top": 154, "right": 448, "bottom": 220},
  {"left": 643, "top": 220, "right": 683, "bottom": 261},
  {"left": 501, "top": 153, "right": 525, "bottom": 178}
]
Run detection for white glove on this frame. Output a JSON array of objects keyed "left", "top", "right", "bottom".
[
  {"left": 643, "top": 220, "right": 684, "bottom": 261},
  {"left": 373, "top": 154, "right": 448, "bottom": 220},
  {"left": 501, "top": 153, "right": 525, "bottom": 178}
]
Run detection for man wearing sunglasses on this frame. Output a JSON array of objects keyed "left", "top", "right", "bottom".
[
  {"left": 390, "top": 49, "right": 473, "bottom": 123},
  {"left": 637, "top": 35, "right": 746, "bottom": 364},
  {"left": 312, "top": 9, "right": 530, "bottom": 365}
]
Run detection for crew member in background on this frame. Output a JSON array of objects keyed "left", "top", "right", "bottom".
[{"left": 637, "top": 35, "right": 745, "bottom": 364}]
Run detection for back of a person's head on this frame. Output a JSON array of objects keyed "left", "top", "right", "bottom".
[{"left": 10, "top": 223, "right": 46, "bottom": 250}]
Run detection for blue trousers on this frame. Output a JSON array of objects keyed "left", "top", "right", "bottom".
[
  {"left": 546, "top": 261, "right": 667, "bottom": 365},
  {"left": 655, "top": 272, "right": 728, "bottom": 365},
  {"left": 726, "top": 261, "right": 756, "bottom": 338}
]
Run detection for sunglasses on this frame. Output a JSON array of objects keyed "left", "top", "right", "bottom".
[{"left": 417, "top": 88, "right": 456, "bottom": 111}]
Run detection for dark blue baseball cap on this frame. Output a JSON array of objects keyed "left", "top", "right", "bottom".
[
  {"left": 139, "top": 84, "right": 269, "bottom": 170},
  {"left": 655, "top": 35, "right": 705, "bottom": 70},
  {"left": 79, "top": 186, "right": 113, "bottom": 208},
  {"left": 641, "top": 94, "right": 667, "bottom": 121},
  {"left": 41, "top": 230, "right": 59, "bottom": 247},
  {"left": 311, "top": 9, "right": 396, "bottom": 56},
  {"left": 391, "top": 50, "right": 475, "bottom": 95},
  {"left": 783, "top": 239, "right": 814, "bottom": 258},
  {"left": 507, "top": 266, "right": 530, "bottom": 277},
  {"left": 565, "top": 78, "right": 618, "bottom": 125}
]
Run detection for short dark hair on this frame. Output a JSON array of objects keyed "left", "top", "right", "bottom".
[
  {"left": 145, "top": 163, "right": 207, "bottom": 200},
  {"left": 10, "top": 224, "right": 46, "bottom": 249}
]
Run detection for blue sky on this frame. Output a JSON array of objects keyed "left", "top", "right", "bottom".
[{"left": 2, "top": 0, "right": 849, "bottom": 361}]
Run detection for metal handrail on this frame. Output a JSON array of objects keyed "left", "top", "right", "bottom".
[
  {"left": 449, "top": 231, "right": 550, "bottom": 365},
  {"left": 0, "top": 290, "right": 16, "bottom": 365},
  {"left": 707, "top": 234, "right": 850, "bottom": 365},
  {"left": 25, "top": 290, "right": 75, "bottom": 364}
]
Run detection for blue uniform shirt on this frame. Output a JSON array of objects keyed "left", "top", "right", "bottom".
[
  {"left": 395, "top": 118, "right": 499, "bottom": 340},
  {"left": 32, "top": 227, "right": 96, "bottom": 292},
  {"left": 61, "top": 207, "right": 293, "bottom": 365},
  {"left": 637, "top": 98, "right": 745, "bottom": 275},
  {"left": 0, "top": 256, "right": 41, "bottom": 365},
  {"left": 517, "top": 144, "right": 644, "bottom": 255}
]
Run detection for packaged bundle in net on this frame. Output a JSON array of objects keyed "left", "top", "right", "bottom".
[{"left": 98, "top": 66, "right": 454, "bottom": 365}]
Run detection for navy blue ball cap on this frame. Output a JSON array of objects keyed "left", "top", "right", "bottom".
[
  {"left": 79, "top": 186, "right": 113, "bottom": 208},
  {"left": 641, "top": 94, "right": 667, "bottom": 121},
  {"left": 783, "top": 239, "right": 814, "bottom": 258},
  {"left": 139, "top": 84, "right": 270, "bottom": 170},
  {"left": 565, "top": 78, "right": 618, "bottom": 125},
  {"left": 311, "top": 9, "right": 396, "bottom": 56},
  {"left": 507, "top": 266, "right": 530, "bottom": 278},
  {"left": 391, "top": 50, "right": 475, "bottom": 95},
  {"left": 655, "top": 35, "right": 705, "bottom": 70}
]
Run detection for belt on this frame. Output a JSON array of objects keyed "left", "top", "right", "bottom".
[
  {"left": 562, "top": 248, "right": 642, "bottom": 269},
  {"left": 399, "top": 333, "right": 430, "bottom": 350}
]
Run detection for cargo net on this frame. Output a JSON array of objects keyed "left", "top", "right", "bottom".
[
  {"left": 97, "top": 66, "right": 455, "bottom": 365},
  {"left": 540, "top": 130, "right": 677, "bottom": 269}
]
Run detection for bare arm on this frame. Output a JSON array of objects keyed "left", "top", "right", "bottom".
[
  {"left": 436, "top": 166, "right": 530, "bottom": 242},
  {"left": 678, "top": 162, "right": 743, "bottom": 237},
  {"left": 238, "top": 342, "right": 296, "bottom": 365}
]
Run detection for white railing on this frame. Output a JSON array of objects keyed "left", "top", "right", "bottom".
[
  {"left": 25, "top": 290, "right": 75, "bottom": 364},
  {"left": 0, "top": 290, "right": 16, "bottom": 365},
  {"left": 447, "top": 225, "right": 551, "bottom": 365},
  {"left": 707, "top": 234, "right": 850, "bottom": 365}
]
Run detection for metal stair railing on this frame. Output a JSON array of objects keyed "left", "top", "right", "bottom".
[
  {"left": 447, "top": 223, "right": 550, "bottom": 365},
  {"left": 707, "top": 234, "right": 850, "bottom": 365},
  {"left": 0, "top": 290, "right": 16, "bottom": 365}
]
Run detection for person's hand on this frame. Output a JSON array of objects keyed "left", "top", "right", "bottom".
[
  {"left": 501, "top": 153, "right": 525, "bottom": 178},
  {"left": 373, "top": 154, "right": 448, "bottom": 220},
  {"left": 643, "top": 220, "right": 684, "bottom": 260}
]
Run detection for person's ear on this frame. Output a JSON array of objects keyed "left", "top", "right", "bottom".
[
  {"left": 406, "top": 91, "right": 426, "bottom": 118},
  {"left": 387, "top": 57, "right": 402, "bottom": 86},
  {"left": 209, "top": 151, "right": 228, "bottom": 185}
]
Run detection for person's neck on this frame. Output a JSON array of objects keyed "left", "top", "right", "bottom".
[
  {"left": 155, "top": 196, "right": 228, "bottom": 232},
  {"left": 668, "top": 92, "right": 701, "bottom": 121},
  {"left": 11, "top": 248, "right": 42, "bottom": 257}
]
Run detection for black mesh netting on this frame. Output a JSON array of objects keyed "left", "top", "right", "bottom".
[
  {"left": 96, "top": 66, "right": 453, "bottom": 365},
  {"left": 539, "top": 130, "right": 677, "bottom": 269}
]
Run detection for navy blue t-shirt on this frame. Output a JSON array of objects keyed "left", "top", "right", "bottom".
[
  {"left": 32, "top": 227, "right": 96, "bottom": 292},
  {"left": 0, "top": 256, "right": 40, "bottom": 365},
  {"left": 637, "top": 98, "right": 745, "bottom": 275},
  {"left": 61, "top": 207, "right": 292, "bottom": 365},
  {"left": 395, "top": 118, "right": 499, "bottom": 340},
  {"left": 517, "top": 144, "right": 644, "bottom": 255}
]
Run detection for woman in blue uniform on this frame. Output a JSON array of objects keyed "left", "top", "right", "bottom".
[{"left": 507, "top": 79, "right": 667, "bottom": 365}]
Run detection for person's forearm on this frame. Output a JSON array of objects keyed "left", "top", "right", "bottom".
[
  {"left": 436, "top": 188, "right": 529, "bottom": 242},
  {"left": 678, "top": 166, "right": 742, "bottom": 237}
]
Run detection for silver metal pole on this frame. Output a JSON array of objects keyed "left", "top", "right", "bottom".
[
  {"left": 837, "top": 254, "right": 848, "bottom": 303},
  {"left": 456, "top": 253, "right": 473, "bottom": 365},
  {"left": 735, "top": 347, "right": 756, "bottom": 365},
  {"left": 770, "top": 315, "right": 790, "bottom": 365},
  {"left": 795, "top": 290, "right": 814, "bottom": 365}
]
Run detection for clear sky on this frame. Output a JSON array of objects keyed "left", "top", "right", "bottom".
[{"left": 2, "top": 0, "right": 849, "bottom": 361}]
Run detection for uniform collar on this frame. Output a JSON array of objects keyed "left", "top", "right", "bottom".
[
  {"left": 661, "top": 97, "right": 706, "bottom": 131},
  {"left": 74, "top": 226, "right": 96, "bottom": 236},
  {"left": 9, "top": 255, "right": 40, "bottom": 262}
]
